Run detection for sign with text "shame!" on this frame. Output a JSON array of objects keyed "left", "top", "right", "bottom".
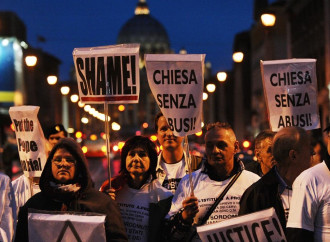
[{"left": 73, "top": 44, "right": 140, "bottom": 104}]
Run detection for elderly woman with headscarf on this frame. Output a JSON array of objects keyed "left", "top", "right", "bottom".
[
  {"left": 100, "top": 136, "right": 173, "bottom": 242},
  {"left": 15, "top": 138, "right": 127, "bottom": 242}
]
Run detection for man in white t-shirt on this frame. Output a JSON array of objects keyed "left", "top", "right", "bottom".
[
  {"left": 154, "top": 112, "right": 202, "bottom": 194},
  {"left": 164, "top": 122, "right": 260, "bottom": 241},
  {"left": 287, "top": 125, "right": 330, "bottom": 241}
]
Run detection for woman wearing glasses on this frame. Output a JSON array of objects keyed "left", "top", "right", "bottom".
[{"left": 15, "top": 138, "right": 127, "bottom": 242}]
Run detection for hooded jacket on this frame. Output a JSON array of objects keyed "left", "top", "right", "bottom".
[{"left": 15, "top": 138, "right": 127, "bottom": 242}]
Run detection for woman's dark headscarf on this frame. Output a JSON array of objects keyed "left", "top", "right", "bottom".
[
  {"left": 120, "top": 136, "right": 158, "bottom": 180},
  {"left": 40, "top": 137, "right": 92, "bottom": 193}
]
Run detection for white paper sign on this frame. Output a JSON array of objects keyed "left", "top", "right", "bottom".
[
  {"left": 260, "top": 59, "right": 320, "bottom": 131},
  {"left": 197, "top": 208, "right": 286, "bottom": 242},
  {"left": 145, "top": 54, "right": 205, "bottom": 136},
  {"left": 9, "top": 106, "right": 47, "bottom": 178},
  {"left": 28, "top": 212, "right": 106, "bottom": 242},
  {"left": 72, "top": 44, "right": 140, "bottom": 104}
]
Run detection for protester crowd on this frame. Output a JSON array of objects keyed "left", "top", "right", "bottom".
[{"left": 0, "top": 114, "right": 329, "bottom": 242}]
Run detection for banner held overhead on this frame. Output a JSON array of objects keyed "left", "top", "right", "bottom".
[
  {"left": 145, "top": 54, "right": 205, "bottom": 137},
  {"left": 9, "top": 106, "right": 47, "bottom": 178},
  {"left": 260, "top": 59, "right": 320, "bottom": 131},
  {"left": 72, "top": 44, "right": 140, "bottom": 104}
]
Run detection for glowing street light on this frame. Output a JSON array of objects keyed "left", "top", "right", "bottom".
[
  {"left": 118, "top": 105, "right": 125, "bottom": 112},
  {"left": 70, "top": 94, "right": 79, "bottom": 103},
  {"left": 232, "top": 52, "right": 244, "bottom": 63},
  {"left": 78, "top": 101, "right": 85, "bottom": 108},
  {"left": 112, "top": 122, "right": 121, "bottom": 131},
  {"left": 25, "top": 56, "right": 37, "bottom": 67},
  {"left": 206, "top": 83, "right": 216, "bottom": 93},
  {"left": 261, "top": 13, "right": 276, "bottom": 27},
  {"left": 81, "top": 117, "right": 89, "bottom": 124},
  {"left": 217, "top": 72, "right": 227, "bottom": 82},
  {"left": 203, "top": 92, "right": 208, "bottom": 101},
  {"left": 60, "top": 86, "right": 70, "bottom": 95},
  {"left": 47, "top": 75, "right": 57, "bottom": 85}
]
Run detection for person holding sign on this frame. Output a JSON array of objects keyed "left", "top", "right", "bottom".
[
  {"left": 12, "top": 123, "right": 68, "bottom": 215},
  {"left": 286, "top": 125, "right": 330, "bottom": 242},
  {"left": 164, "top": 122, "right": 260, "bottom": 241},
  {"left": 15, "top": 138, "right": 127, "bottom": 242},
  {"left": 239, "top": 126, "right": 314, "bottom": 235},
  {"left": 154, "top": 112, "right": 203, "bottom": 194},
  {"left": 100, "top": 136, "right": 173, "bottom": 241},
  {"left": 245, "top": 130, "right": 276, "bottom": 176}
]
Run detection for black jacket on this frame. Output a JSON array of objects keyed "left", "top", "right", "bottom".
[
  {"left": 238, "top": 166, "right": 287, "bottom": 233},
  {"left": 15, "top": 138, "right": 127, "bottom": 242}
]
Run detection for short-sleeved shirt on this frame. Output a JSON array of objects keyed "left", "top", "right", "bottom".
[{"left": 287, "top": 161, "right": 330, "bottom": 241}]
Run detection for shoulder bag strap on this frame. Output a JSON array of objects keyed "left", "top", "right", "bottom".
[{"left": 199, "top": 171, "right": 242, "bottom": 225}]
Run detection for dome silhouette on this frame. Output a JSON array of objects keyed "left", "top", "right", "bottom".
[{"left": 117, "top": 0, "right": 170, "bottom": 56}]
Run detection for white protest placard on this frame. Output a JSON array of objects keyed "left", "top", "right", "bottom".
[
  {"left": 9, "top": 106, "right": 47, "bottom": 177},
  {"left": 28, "top": 212, "right": 106, "bottom": 242},
  {"left": 72, "top": 44, "right": 140, "bottom": 104},
  {"left": 145, "top": 54, "right": 205, "bottom": 136},
  {"left": 260, "top": 59, "right": 320, "bottom": 131},
  {"left": 197, "top": 208, "right": 286, "bottom": 242}
]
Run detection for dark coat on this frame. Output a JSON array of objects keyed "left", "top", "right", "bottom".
[
  {"left": 238, "top": 166, "right": 287, "bottom": 233},
  {"left": 15, "top": 138, "right": 127, "bottom": 242}
]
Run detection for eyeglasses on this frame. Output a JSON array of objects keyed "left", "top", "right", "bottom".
[{"left": 52, "top": 156, "right": 76, "bottom": 166}]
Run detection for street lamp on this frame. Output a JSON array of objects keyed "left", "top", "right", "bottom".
[
  {"left": 261, "top": 13, "right": 276, "bottom": 27},
  {"left": 203, "top": 92, "right": 208, "bottom": 101},
  {"left": 206, "top": 83, "right": 216, "bottom": 93},
  {"left": 60, "top": 86, "right": 70, "bottom": 95},
  {"left": 232, "top": 52, "right": 244, "bottom": 63},
  {"left": 70, "top": 94, "right": 79, "bottom": 103},
  {"left": 60, "top": 86, "right": 70, "bottom": 130},
  {"left": 25, "top": 55, "right": 37, "bottom": 67},
  {"left": 47, "top": 75, "right": 57, "bottom": 85},
  {"left": 217, "top": 72, "right": 227, "bottom": 82}
]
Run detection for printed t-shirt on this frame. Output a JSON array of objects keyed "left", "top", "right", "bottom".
[
  {"left": 116, "top": 179, "right": 172, "bottom": 242},
  {"left": 287, "top": 161, "right": 330, "bottom": 241},
  {"left": 161, "top": 160, "right": 186, "bottom": 193},
  {"left": 167, "top": 169, "right": 260, "bottom": 225}
]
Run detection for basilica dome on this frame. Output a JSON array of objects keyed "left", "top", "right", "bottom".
[{"left": 117, "top": 0, "right": 170, "bottom": 56}]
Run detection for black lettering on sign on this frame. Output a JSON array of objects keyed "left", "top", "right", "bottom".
[
  {"left": 107, "top": 56, "right": 122, "bottom": 95},
  {"left": 153, "top": 69, "right": 198, "bottom": 85},
  {"left": 96, "top": 57, "right": 106, "bottom": 95},
  {"left": 274, "top": 93, "right": 310, "bottom": 107},
  {"left": 75, "top": 55, "right": 137, "bottom": 96},
  {"left": 76, "top": 57, "right": 88, "bottom": 95},
  {"left": 13, "top": 119, "right": 34, "bottom": 132},
  {"left": 270, "top": 71, "right": 312, "bottom": 86},
  {"left": 277, "top": 113, "right": 312, "bottom": 128},
  {"left": 85, "top": 57, "right": 95, "bottom": 95},
  {"left": 156, "top": 94, "right": 196, "bottom": 109},
  {"left": 18, "top": 139, "right": 38, "bottom": 153},
  {"left": 261, "top": 220, "right": 274, "bottom": 242},
  {"left": 20, "top": 158, "right": 42, "bottom": 171},
  {"left": 168, "top": 117, "right": 196, "bottom": 133}
]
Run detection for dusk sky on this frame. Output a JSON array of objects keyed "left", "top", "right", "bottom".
[{"left": 0, "top": 0, "right": 275, "bottom": 81}]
